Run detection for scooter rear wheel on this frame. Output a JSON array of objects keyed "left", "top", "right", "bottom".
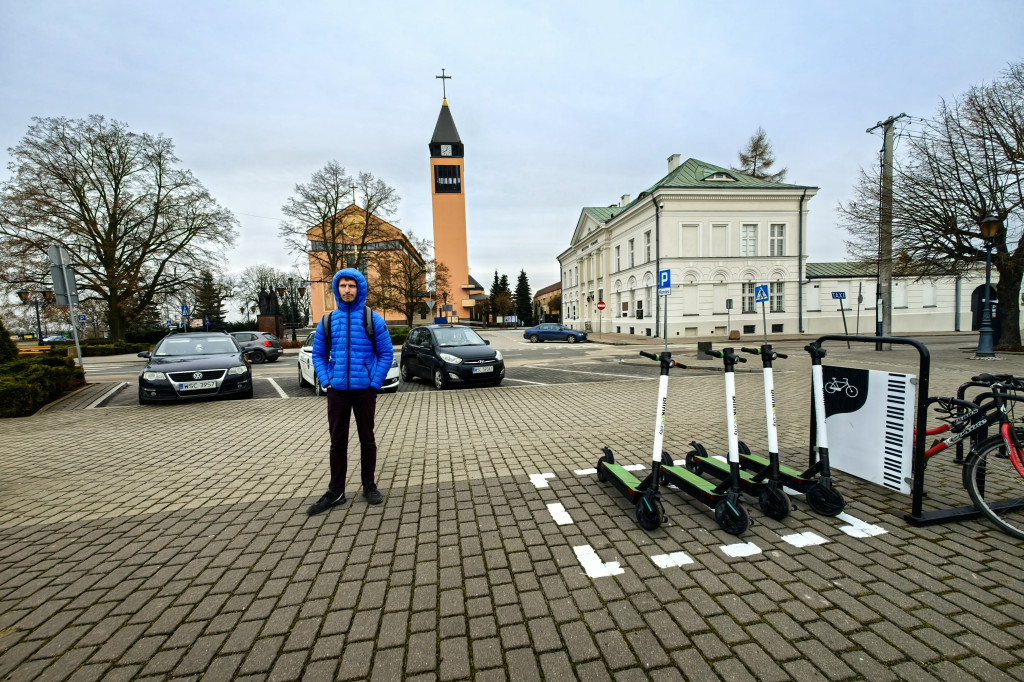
[
  {"left": 596, "top": 457, "right": 608, "bottom": 483},
  {"left": 805, "top": 481, "right": 846, "bottom": 516},
  {"left": 635, "top": 491, "right": 664, "bottom": 530},
  {"left": 758, "top": 487, "right": 791, "bottom": 521},
  {"left": 684, "top": 451, "right": 702, "bottom": 474},
  {"left": 714, "top": 499, "right": 749, "bottom": 535}
]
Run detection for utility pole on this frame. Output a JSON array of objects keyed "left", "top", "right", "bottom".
[{"left": 866, "top": 113, "right": 906, "bottom": 350}]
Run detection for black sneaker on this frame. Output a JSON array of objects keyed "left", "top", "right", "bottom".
[
  {"left": 306, "top": 490, "right": 346, "bottom": 516},
  {"left": 363, "top": 484, "right": 384, "bottom": 505}
]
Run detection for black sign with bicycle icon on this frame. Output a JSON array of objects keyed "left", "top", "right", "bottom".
[{"left": 820, "top": 366, "right": 869, "bottom": 416}]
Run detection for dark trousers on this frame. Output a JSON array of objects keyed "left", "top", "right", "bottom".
[{"left": 326, "top": 387, "right": 377, "bottom": 493}]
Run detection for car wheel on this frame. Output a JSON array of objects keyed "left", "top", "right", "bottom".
[
  {"left": 566, "top": 335, "right": 577, "bottom": 344},
  {"left": 433, "top": 367, "right": 448, "bottom": 390},
  {"left": 400, "top": 361, "right": 415, "bottom": 383},
  {"left": 315, "top": 376, "right": 326, "bottom": 397},
  {"left": 250, "top": 349, "right": 266, "bottom": 364},
  {"left": 298, "top": 363, "right": 310, "bottom": 388},
  {"left": 529, "top": 334, "right": 540, "bottom": 343}
]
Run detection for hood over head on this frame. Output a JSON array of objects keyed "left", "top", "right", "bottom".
[{"left": 332, "top": 268, "right": 368, "bottom": 310}]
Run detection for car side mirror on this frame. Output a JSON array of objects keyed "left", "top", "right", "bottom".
[
  {"left": 484, "top": 340, "right": 490, "bottom": 345},
  {"left": 137, "top": 351, "right": 151, "bottom": 358}
]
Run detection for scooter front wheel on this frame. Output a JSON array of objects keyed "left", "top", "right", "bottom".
[
  {"left": 596, "top": 457, "right": 608, "bottom": 483},
  {"left": 805, "top": 481, "right": 846, "bottom": 516},
  {"left": 714, "top": 498, "right": 749, "bottom": 535},
  {"left": 635, "top": 491, "right": 664, "bottom": 531},
  {"left": 759, "top": 487, "right": 791, "bottom": 521}
]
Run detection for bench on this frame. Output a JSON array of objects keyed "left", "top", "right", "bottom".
[{"left": 17, "top": 345, "right": 51, "bottom": 355}]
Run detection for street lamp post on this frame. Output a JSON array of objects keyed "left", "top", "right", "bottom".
[
  {"left": 16, "top": 288, "right": 54, "bottom": 341},
  {"left": 975, "top": 214, "right": 1001, "bottom": 358},
  {"left": 276, "top": 278, "right": 307, "bottom": 342}
]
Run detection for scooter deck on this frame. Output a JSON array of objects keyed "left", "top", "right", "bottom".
[
  {"left": 693, "top": 455, "right": 768, "bottom": 492},
  {"left": 737, "top": 452, "right": 814, "bottom": 491},
  {"left": 660, "top": 464, "right": 718, "bottom": 494},
  {"left": 602, "top": 462, "right": 643, "bottom": 490}
]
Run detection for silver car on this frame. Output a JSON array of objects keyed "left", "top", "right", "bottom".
[
  {"left": 297, "top": 332, "right": 399, "bottom": 394},
  {"left": 230, "top": 331, "right": 283, "bottom": 363}
]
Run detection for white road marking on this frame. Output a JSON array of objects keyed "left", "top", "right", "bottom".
[
  {"left": 503, "top": 377, "right": 548, "bottom": 385},
  {"left": 721, "top": 542, "right": 762, "bottom": 557},
  {"left": 781, "top": 532, "right": 828, "bottom": 548},
  {"left": 547, "top": 503, "right": 574, "bottom": 525},
  {"left": 836, "top": 513, "right": 887, "bottom": 538},
  {"left": 574, "top": 545, "right": 624, "bottom": 578},
  {"left": 264, "top": 377, "right": 289, "bottom": 399},
  {"left": 521, "top": 365, "right": 653, "bottom": 380},
  {"left": 651, "top": 552, "right": 694, "bottom": 568},
  {"left": 529, "top": 473, "right": 556, "bottom": 488},
  {"left": 574, "top": 468, "right": 598, "bottom": 476},
  {"left": 623, "top": 464, "right": 645, "bottom": 472}
]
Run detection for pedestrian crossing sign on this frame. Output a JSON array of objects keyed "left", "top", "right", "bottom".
[{"left": 754, "top": 285, "right": 769, "bottom": 303}]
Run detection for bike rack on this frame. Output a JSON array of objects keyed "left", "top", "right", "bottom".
[{"left": 808, "top": 335, "right": 975, "bottom": 527}]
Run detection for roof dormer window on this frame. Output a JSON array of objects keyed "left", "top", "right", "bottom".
[{"left": 704, "top": 172, "right": 737, "bottom": 182}]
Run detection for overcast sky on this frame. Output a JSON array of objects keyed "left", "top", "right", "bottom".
[{"left": 2, "top": 0, "right": 1022, "bottom": 293}]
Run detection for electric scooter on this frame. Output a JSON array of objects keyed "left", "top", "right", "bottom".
[
  {"left": 658, "top": 347, "right": 751, "bottom": 535},
  {"left": 597, "top": 350, "right": 684, "bottom": 530},
  {"left": 683, "top": 345, "right": 792, "bottom": 521},
  {"left": 734, "top": 342, "right": 845, "bottom": 515}
]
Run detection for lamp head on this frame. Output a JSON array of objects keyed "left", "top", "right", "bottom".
[
  {"left": 42, "top": 289, "right": 53, "bottom": 301},
  {"left": 275, "top": 285, "right": 286, "bottom": 297},
  {"left": 16, "top": 289, "right": 29, "bottom": 303},
  {"left": 297, "top": 285, "right": 307, "bottom": 297},
  {"left": 980, "top": 214, "right": 1001, "bottom": 240}
]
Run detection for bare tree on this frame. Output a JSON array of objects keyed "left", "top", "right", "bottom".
[
  {"left": 839, "top": 61, "right": 1024, "bottom": 346},
  {"left": 369, "top": 232, "right": 432, "bottom": 325},
  {"left": 0, "top": 115, "right": 237, "bottom": 340},
  {"left": 279, "top": 163, "right": 400, "bottom": 288},
  {"left": 732, "top": 127, "right": 787, "bottom": 182},
  {"left": 236, "top": 264, "right": 287, "bottom": 313}
]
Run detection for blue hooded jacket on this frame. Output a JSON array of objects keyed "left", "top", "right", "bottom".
[{"left": 311, "top": 268, "right": 394, "bottom": 391}]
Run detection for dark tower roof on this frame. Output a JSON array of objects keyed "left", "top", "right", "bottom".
[{"left": 430, "top": 102, "right": 463, "bottom": 145}]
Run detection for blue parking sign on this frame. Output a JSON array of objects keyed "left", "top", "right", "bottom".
[
  {"left": 754, "top": 285, "right": 769, "bottom": 303},
  {"left": 659, "top": 269, "right": 671, "bottom": 289}
]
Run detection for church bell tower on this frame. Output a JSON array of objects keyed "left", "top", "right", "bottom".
[{"left": 429, "top": 70, "right": 471, "bottom": 321}]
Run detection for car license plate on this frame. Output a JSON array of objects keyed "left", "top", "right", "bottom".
[
  {"left": 179, "top": 380, "right": 217, "bottom": 391},
  {"left": 472, "top": 366, "right": 493, "bottom": 374}
]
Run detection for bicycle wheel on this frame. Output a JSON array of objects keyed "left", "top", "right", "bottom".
[{"left": 963, "top": 429, "right": 1024, "bottom": 541}]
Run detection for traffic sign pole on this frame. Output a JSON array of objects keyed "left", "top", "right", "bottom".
[
  {"left": 754, "top": 285, "right": 769, "bottom": 343},
  {"left": 831, "top": 291, "right": 851, "bottom": 348}
]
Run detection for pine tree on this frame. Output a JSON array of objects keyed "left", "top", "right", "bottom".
[
  {"left": 514, "top": 270, "right": 532, "bottom": 326},
  {"left": 192, "top": 270, "right": 225, "bottom": 327},
  {"left": 733, "top": 127, "right": 787, "bottom": 182},
  {"left": 489, "top": 270, "right": 501, "bottom": 309},
  {"left": 0, "top": 318, "right": 18, "bottom": 363}
]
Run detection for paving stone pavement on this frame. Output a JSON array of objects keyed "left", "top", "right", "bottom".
[{"left": 1, "top": 338, "right": 1023, "bottom": 680}]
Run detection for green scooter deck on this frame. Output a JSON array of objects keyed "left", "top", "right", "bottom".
[
  {"left": 738, "top": 452, "right": 807, "bottom": 480},
  {"left": 695, "top": 455, "right": 765, "bottom": 488},
  {"left": 661, "top": 464, "right": 718, "bottom": 493},
  {"left": 602, "top": 463, "right": 643, "bottom": 490}
]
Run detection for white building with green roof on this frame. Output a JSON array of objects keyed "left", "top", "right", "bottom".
[{"left": 558, "top": 155, "right": 991, "bottom": 339}]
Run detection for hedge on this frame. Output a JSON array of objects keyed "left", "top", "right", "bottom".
[{"left": 0, "top": 356, "right": 86, "bottom": 418}]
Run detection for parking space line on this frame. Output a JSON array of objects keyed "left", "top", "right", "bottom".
[
  {"left": 547, "top": 503, "right": 574, "bottom": 525},
  {"left": 837, "top": 513, "right": 887, "bottom": 537},
  {"left": 720, "top": 542, "right": 762, "bottom": 557},
  {"left": 504, "top": 377, "right": 548, "bottom": 385},
  {"left": 264, "top": 377, "right": 288, "bottom": 399},
  {"left": 521, "top": 365, "right": 653, "bottom": 379},
  {"left": 573, "top": 545, "right": 624, "bottom": 578},
  {"left": 781, "top": 532, "right": 828, "bottom": 547},
  {"left": 651, "top": 552, "right": 694, "bottom": 568},
  {"left": 529, "top": 473, "right": 556, "bottom": 488}
]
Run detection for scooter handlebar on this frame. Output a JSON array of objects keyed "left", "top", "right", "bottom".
[
  {"left": 639, "top": 351, "right": 658, "bottom": 361},
  {"left": 640, "top": 350, "right": 687, "bottom": 368},
  {"left": 740, "top": 347, "right": 759, "bottom": 355}
]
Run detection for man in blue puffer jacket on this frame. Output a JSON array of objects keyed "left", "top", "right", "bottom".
[{"left": 306, "top": 268, "right": 395, "bottom": 514}]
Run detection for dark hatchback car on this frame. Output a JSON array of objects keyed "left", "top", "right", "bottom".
[
  {"left": 400, "top": 325, "right": 504, "bottom": 390},
  {"left": 230, "top": 331, "right": 283, "bottom": 363},
  {"left": 137, "top": 332, "right": 253, "bottom": 404},
  {"left": 523, "top": 323, "right": 588, "bottom": 343}
]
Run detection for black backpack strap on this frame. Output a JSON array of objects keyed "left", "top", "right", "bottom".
[
  {"left": 324, "top": 310, "right": 332, "bottom": 361},
  {"left": 364, "top": 307, "right": 377, "bottom": 357}
]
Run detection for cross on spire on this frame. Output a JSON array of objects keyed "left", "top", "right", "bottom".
[{"left": 436, "top": 68, "right": 452, "bottom": 100}]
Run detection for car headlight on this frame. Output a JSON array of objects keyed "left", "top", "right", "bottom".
[
  {"left": 494, "top": 350, "right": 503, "bottom": 361},
  {"left": 142, "top": 371, "right": 166, "bottom": 381},
  {"left": 439, "top": 352, "right": 463, "bottom": 364},
  {"left": 228, "top": 365, "right": 249, "bottom": 376}
]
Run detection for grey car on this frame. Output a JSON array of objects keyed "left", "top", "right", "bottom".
[{"left": 230, "top": 331, "right": 283, "bottom": 363}]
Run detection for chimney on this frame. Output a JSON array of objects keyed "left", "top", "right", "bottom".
[
  {"left": 667, "top": 154, "right": 681, "bottom": 172},
  {"left": 620, "top": 194, "right": 630, "bottom": 207}
]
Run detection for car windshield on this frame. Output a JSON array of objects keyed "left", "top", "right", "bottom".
[
  {"left": 434, "top": 328, "right": 486, "bottom": 347},
  {"left": 155, "top": 337, "right": 238, "bottom": 356}
]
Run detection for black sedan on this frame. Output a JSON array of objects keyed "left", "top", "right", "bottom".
[
  {"left": 137, "top": 332, "right": 253, "bottom": 404},
  {"left": 400, "top": 325, "right": 504, "bottom": 390},
  {"left": 522, "top": 323, "right": 588, "bottom": 343}
]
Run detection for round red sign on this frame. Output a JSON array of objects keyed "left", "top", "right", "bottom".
[{"left": 596, "top": 301, "right": 606, "bottom": 310}]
